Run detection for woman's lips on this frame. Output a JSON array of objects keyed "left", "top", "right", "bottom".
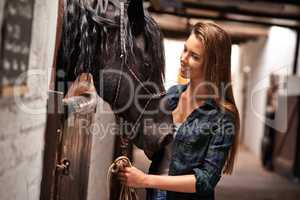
[
  {"left": 180, "top": 65, "right": 188, "bottom": 73},
  {"left": 180, "top": 65, "right": 189, "bottom": 78},
  {"left": 180, "top": 69, "right": 188, "bottom": 77}
]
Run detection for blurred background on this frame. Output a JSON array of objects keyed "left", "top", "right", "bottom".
[{"left": 0, "top": 0, "right": 300, "bottom": 200}]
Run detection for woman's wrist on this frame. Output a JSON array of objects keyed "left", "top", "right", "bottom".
[{"left": 143, "top": 174, "right": 154, "bottom": 188}]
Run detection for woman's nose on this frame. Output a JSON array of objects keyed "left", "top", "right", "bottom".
[{"left": 181, "top": 52, "right": 188, "bottom": 63}]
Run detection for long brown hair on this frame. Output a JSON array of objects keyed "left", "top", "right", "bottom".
[{"left": 192, "top": 22, "right": 240, "bottom": 174}]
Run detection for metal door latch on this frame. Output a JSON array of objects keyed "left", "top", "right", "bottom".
[{"left": 56, "top": 159, "right": 70, "bottom": 176}]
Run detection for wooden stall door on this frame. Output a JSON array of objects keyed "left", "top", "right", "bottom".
[
  {"left": 273, "top": 96, "right": 299, "bottom": 178},
  {"left": 55, "top": 112, "right": 94, "bottom": 200},
  {"left": 41, "top": 91, "right": 94, "bottom": 200},
  {"left": 40, "top": 91, "right": 64, "bottom": 200}
]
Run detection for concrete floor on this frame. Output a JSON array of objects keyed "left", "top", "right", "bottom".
[
  {"left": 133, "top": 145, "right": 300, "bottom": 200},
  {"left": 216, "top": 146, "right": 300, "bottom": 200}
]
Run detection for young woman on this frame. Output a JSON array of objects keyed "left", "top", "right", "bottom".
[{"left": 118, "top": 22, "right": 240, "bottom": 200}]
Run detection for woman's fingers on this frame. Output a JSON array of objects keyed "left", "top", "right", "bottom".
[
  {"left": 118, "top": 167, "right": 146, "bottom": 188},
  {"left": 117, "top": 168, "right": 132, "bottom": 186},
  {"left": 118, "top": 171, "right": 128, "bottom": 184},
  {"left": 123, "top": 167, "right": 130, "bottom": 172},
  {"left": 118, "top": 167, "right": 131, "bottom": 176}
]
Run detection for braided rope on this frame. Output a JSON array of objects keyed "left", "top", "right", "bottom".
[
  {"left": 107, "top": 156, "right": 139, "bottom": 200},
  {"left": 113, "top": 0, "right": 125, "bottom": 107}
]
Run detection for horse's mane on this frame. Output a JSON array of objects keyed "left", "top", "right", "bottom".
[{"left": 56, "top": 0, "right": 165, "bottom": 91}]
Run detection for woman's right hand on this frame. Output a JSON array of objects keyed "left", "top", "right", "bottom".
[{"left": 118, "top": 166, "right": 148, "bottom": 188}]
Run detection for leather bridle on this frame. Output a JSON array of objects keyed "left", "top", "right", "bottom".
[{"left": 112, "top": 0, "right": 166, "bottom": 150}]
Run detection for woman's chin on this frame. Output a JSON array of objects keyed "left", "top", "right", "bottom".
[
  {"left": 180, "top": 72, "right": 190, "bottom": 79},
  {"left": 179, "top": 66, "right": 190, "bottom": 78}
]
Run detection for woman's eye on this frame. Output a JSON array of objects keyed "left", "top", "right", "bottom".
[{"left": 192, "top": 54, "right": 200, "bottom": 60}]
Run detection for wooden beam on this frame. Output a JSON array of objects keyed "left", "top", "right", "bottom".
[
  {"left": 149, "top": 8, "right": 300, "bottom": 29},
  {"left": 151, "top": 14, "right": 268, "bottom": 43},
  {"left": 182, "top": 1, "right": 300, "bottom": 21}
]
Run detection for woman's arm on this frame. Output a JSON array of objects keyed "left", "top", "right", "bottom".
[
  {"left": 119, "top": 113, "right": 236, "bottom": 194},
  {"left": 119, "top": 166, "right": 196, "bottom": 193}
]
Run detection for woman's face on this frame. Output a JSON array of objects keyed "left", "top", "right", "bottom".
[{"left": 180, "top": 33, "right": 205, "bottom": 81}]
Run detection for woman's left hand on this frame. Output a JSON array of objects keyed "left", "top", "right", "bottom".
[{"left": 118, "top": 166, "right": 148, "bottom": 188}]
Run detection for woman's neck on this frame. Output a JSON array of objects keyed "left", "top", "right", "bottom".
[
  {"left": 183, "top": 79, "right": 207, "bottom": 106},
  {"left": 188, "top": 78, "right": 206, "bottom": 95}
]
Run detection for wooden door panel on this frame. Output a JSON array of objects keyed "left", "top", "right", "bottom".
[
  {"left": 56, "top": 113, "right": 94, "bottom": 200},
  {"left": 273, "top": 96, "right": 299, "bottom": 177},
  {"left": 40, "top": 91, "right": 64, "bottom": 200}
]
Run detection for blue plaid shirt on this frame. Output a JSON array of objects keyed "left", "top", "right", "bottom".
[{"left": 165, "top": 84, "right": 235, "bottom": 200}]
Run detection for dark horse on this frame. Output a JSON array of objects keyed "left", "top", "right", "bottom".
[{"left": 54, "top": 0, "right": 174, "bottom": 199}]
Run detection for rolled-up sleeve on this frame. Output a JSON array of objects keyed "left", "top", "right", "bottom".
[{"left": 192, "top": 113, "right": 235, "bottom": 194}]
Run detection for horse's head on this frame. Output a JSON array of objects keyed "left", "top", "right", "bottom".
[{"left": 56, "top": 0, "right": 174, "bottom": 157}]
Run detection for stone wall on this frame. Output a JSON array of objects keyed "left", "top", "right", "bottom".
[{"left": 0, "top": 1, "right": 58, "bottom": 200}]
